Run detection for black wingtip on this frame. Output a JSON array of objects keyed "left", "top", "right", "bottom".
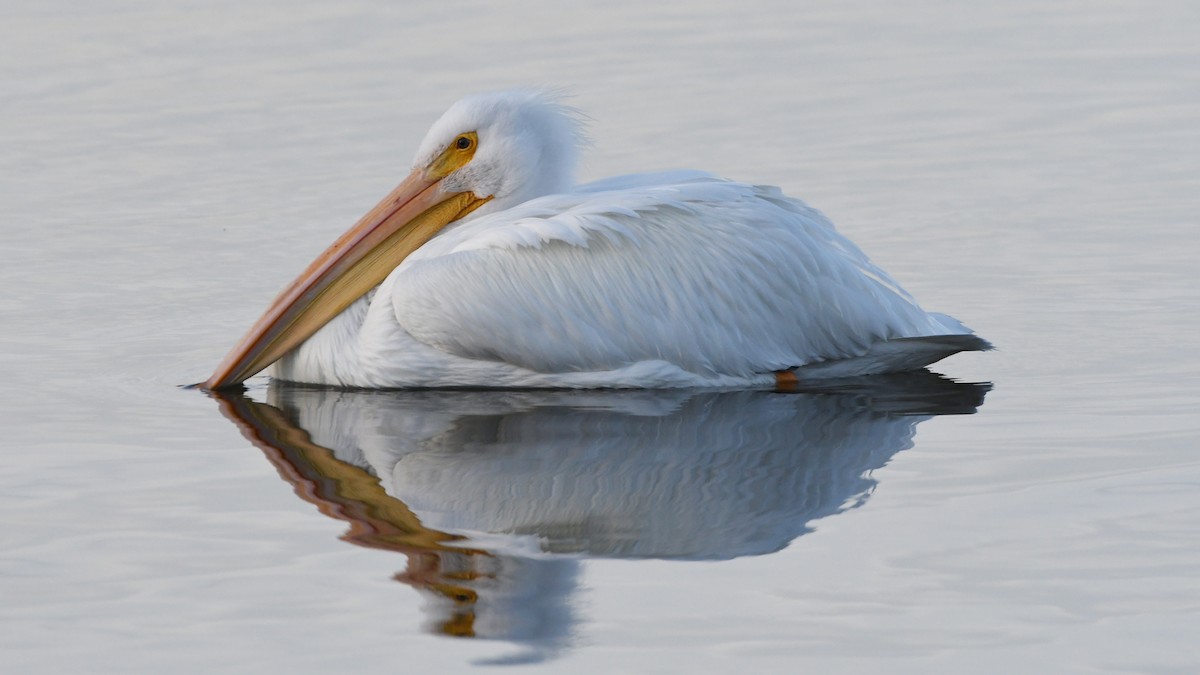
[
  {"left": 180, "top": 381, "right": 248, "bottom": 394},
  {"left": 896, "top": 333, "right": 994, "bottom": 352}
]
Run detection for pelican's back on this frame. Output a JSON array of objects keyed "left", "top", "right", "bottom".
[{"left": 383, "top": 173, "right": 987, "bottom": 382}]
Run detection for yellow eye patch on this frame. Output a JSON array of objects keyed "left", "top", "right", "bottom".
[{"left": 427, "top": 131, "right": 478, "bottom": 178}]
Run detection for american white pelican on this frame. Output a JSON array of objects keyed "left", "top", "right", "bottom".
[{"left": 205, "top": 89, "right": 989, "bottom": 390}]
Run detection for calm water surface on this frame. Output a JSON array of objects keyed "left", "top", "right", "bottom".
[{"left": 2, "top": 0, "right": 1197, "bottom": 672}]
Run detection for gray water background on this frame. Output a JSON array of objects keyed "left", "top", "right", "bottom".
[{"left": 2, "top": 0, "right": 1197, "bottom": 671}]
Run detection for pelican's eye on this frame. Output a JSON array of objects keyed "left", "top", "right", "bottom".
[{"left": 455, "top": 135, "right": 473, "bottom": 150}]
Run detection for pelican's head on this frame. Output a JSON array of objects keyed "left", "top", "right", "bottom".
[
  {"left": 413, "top": 89, "right": 584, "bottom": 215},
  {"left": 204, "top": 89, "right": 584, "bottom": 389}
]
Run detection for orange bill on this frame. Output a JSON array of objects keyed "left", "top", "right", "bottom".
[{"left": 204, "top": 164, "right": 490, "bottom": 390}]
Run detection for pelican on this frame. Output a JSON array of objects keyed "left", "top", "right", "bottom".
[{"left": 205, "top": 89, "right": 989, "bottom": 390}]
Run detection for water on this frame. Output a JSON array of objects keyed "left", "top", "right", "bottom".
[{"left": 2, "top": 0, "right": 1197, "bottom": 671}]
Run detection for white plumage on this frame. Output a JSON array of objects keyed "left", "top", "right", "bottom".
[{"left": 213, "top": 89, "right": 988, "bottom": 390}]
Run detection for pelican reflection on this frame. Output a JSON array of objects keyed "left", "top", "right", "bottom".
[{"left": 213, "top": 373, "right": 987, "bottom": 662}]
